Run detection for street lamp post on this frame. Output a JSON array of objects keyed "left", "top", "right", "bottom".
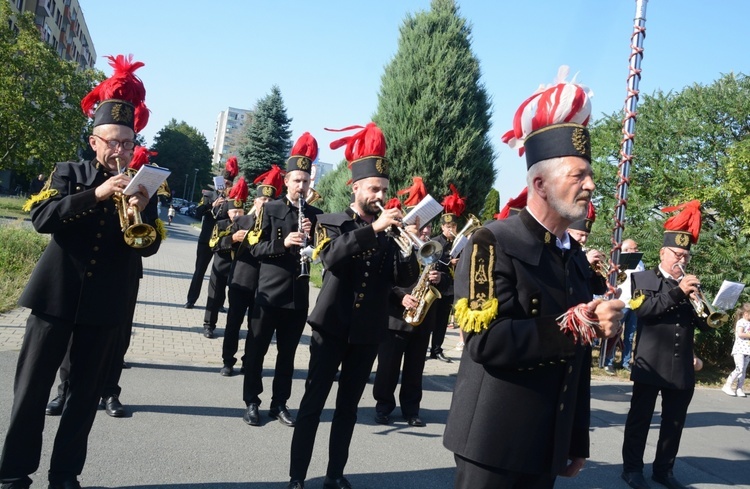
[
  {"left": 182, "top": 174, "right": 188, "bottom": 201},
  {"left": 190, "top": 168, "right": 199, "bottom": 203}
]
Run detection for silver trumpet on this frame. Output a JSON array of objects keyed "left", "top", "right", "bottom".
[
  {"left": 675, "top": 263, "right": 729, "bottom": 328},
  {"left": 375, "top": 202, "right": 442, "bottom": 265}
]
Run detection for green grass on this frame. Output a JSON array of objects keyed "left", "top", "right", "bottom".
[
  {"left": 0, "top": 222, "right": 49, "bottom": 313},
  {"left": 0, "top": 196, "right": 29, "bottom": 220},
  {"left": 309, "top": 262, "right": 323, "bottom": 288}
]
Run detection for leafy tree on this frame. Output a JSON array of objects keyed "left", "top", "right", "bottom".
[
  {"left": 587, "top": 73, "right": 750, "bottom": 365},
  {"left": 479, "top": 188, "right": 500, "bottom": 222},
  {"left": 315, "top": 160, "right": 352, "bottom": 214},
  {"left": 150, "top": 119, "right": 212, "bottom": 202},
  {"left": 0, "top": 4, "right": 103, "bottom": 178},
  {"left": 238, "top": 85, "right": 292, "bottom": 183},
  {"left": 373, "top": 0, "right": 495, "bottom": 216}
]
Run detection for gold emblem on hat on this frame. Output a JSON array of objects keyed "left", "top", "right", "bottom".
[
  {"left": 296, "top": 157, "right": 310, "bottom": 171},
  {"left": 111, "top": 103, "right": 133, "bottom": 123},
  {"left": 572, "top": 127, "right": 589, "bottom": 156},
  {"left": 262, "top": 186, "right": 273, "bottom": 197},
  {"left": 675, "top": 233, "right": 690, "bottom": 247},
  {"left": 234, "top": 199, "right": 242, "bottom": 208},
  {"left": 585, "top": 220, "right": 592, "bottom": 232},
  {"left": 375, "top": 158, "right": 388, "bottom": 175},
  {"left": 444, "top": 214, "right": 453, "bottom": 223}
]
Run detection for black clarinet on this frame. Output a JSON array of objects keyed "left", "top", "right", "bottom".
[{"left": 298, "top": 196, "right": 310, "bottom": 279}]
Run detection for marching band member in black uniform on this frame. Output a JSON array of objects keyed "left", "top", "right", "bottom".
[
  {"left": 220, "top": 166, "right": 283, "bottom": 376},
  {"left": 287, "top": 123, "right": 419, "bottom": 489},
  {"left": 202, "top": 178, "right": 248, "bottom": 339},
  {"left": 621, "top": 200, "right": 711, "bottom": 489},
  {"left": 372, "top": 189, "right": 450, "bottom": 428},
  {"left": 443, "top": 72, "right": 624, "bottom": 489},
  {"left": 185, "top": 156, "right": 238, "bottom": 309},
  {"left": 567, "top": 201, "right": 608, "bottom": 297},
  {"left": 242, "top": 133, "right": 323, "bottom": 427},
  {"left": 44, "top": 145, "right": 162, "bottom": 420},
  {"left": 429, "top": 184, "right": 466, "bottom": 363},
  {"left": 0, "top": 55, "right": 161, "bottom": 489}
]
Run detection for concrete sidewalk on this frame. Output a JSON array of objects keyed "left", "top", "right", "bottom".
[{"left": 0, "top": 211, "right": 747, "bottom": 488}]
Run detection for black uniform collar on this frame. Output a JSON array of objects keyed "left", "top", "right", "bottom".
[{"left": 518, "top": 208, "right": 579, "bottom": 255}]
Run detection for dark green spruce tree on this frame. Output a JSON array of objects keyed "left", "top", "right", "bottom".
[
  {"left": 373, "top": 0, "right": 495, "bottom": 215},
  {"left": 238, "top": 85, "right": 292, "bottom": 183},
  {"left": 315, "top": 160, "right": 353, "bottom": 214},
  {"left": 151, "top": 119, "right": 212, "bottom": 202}
]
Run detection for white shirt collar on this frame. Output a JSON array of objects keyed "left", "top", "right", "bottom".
[{"left": 525, "top": 207, "right": 570, "bottom": 250}]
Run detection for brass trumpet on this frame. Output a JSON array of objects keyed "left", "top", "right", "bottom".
[
  {"left": 597, "top": 261, "right": 627, "bottom": 285},
  {"left": 448, "top": 213, "right": 481, "bottom": 259},
  {"left": 114, "top": 158, "right": 157, "bottom": 249},
  {"left": 375, "top": 202, "right": 443, "bottom": 265},
  {"left": 675, "top": 264, "right": 729, "bottom": 328}
]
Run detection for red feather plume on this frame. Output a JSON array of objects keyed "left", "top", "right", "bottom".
[
  {"left": 397, "top": 177, "right": 427, "bottom": 207},
  {"left": 225, "top": 156, "right": 239, "bottom": 180},
  {"left": 662, "top": 200, "right": 702, "bottom": 243},
  {"left": 129, "top": 145, "right": 157, "bottom": 170},
  {"left": 291, "top": 132, "right": 318, "bottom": 161},
  {"left": 228, "top": 177, "right": 249, "bottom": 202},
  {"left": 441, "top": 184, "right": 466, "bottom": 217}
]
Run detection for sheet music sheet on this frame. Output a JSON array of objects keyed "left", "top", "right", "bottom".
[
  {"left": 213, "top": 176, "right": 226, "bottom": 191},
  {"left": 123, "top": 165, "right": 171, "bottom": 198},
  {"left": 712, "top": 280, "right": 745, "bottom": 310},
  {"left": 402, "top": 194, "right": 443, "bottom": 227}
]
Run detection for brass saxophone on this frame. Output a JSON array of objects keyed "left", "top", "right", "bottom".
[{"left": 403, "top": 263, "right": 442, "bottom": 326}]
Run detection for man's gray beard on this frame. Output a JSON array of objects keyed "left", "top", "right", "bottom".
[{"left": 548, "top": 192, "right": 589, "bottom": 222}]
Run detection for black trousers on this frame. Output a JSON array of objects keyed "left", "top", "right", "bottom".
[
  {"left": 454, "top": 454, "right": 556, "bottom": 489},
  {"left": 429, "top": 297, "right": 453, "bottom": 355},
  {"left": 243, "top": 305, "right": 306, "bottom": 408},
  {"left": 289, "top": 329, "right": 379, "bottom": 481},
  {"left": 0, "top": 313, "right": 118, "bottom": 485},
  {"left": 622, "top": 381, "right": 694, "bottom": 476},
  {"left": 187, "top": 241, "right": 212, "bottom": 304},
  {"left": 203, "top": 261, "right": 229, "bottom": 329},
  {"left": 373, "top": 325, "right": 432, "bottom": 418},
  {"left": 223, "top": 286, "right": 255, "bottom": 367}
]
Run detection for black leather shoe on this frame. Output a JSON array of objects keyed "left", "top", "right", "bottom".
[
  {"left": 184, "top": 302, "right": 194, "bottom": 309},
  {"left": 652, "top": 473, "right": 688, "bottom": 489},
  {"left": 220, "top": 365, "right": 233, "bottom": 377},
  {"left": 405, "top": 415, "right": 425, "bottom": 427},
  {"left": 269, "top": 405, "right": 295, "bottom": 427},
  {"left": 48, "top": 479, "right": 82, "bottom": 489},
  {"left": 103, "top": 395, "right": 125, "bottom": 417},
  {"left": 45, "top": 395, "right": 65, "bottom": 416},
  {"left": 621, "top": 471, "right": 651, "bottom": 489},
  {"left": 433, "top": 352, "right": 452, "bottom": 363},
  {"left": 203, "top": 327, "right": 214, "bottom": 339},
  {"left": 286, "top": 481, "right": 304, "bottom": 489},
  {"left": 374, "top": 412, "right": 390, "bottom": 425},
  {"left": 219, "top": 306, "right": 227, "bottom": 313},
  {"left": 323, "top": 476, "right": 352, "bottom": 489},
  {"left": 243, "top": 403, "right": 260, "bottom": 426}
]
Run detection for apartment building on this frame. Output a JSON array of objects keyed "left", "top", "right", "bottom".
[
  {"left": 212, "top": 107, "right": 254, "bottom": 167},
  {"left": 7, "top": 0, "right": 96, "bottom": 70}
]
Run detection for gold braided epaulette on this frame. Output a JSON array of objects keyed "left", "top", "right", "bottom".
[
  {"left": 455, "top": 297, "right": 498, "bottom": 333},
  {"left": 155, "top": 219, "right": 167, "bottom": 240},
  {"left": 312, "top": 237, "right": 331, "bottom": 261}
]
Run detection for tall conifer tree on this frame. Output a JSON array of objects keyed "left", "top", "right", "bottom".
[
  {"left": 374, "top": 0, "right": 495, "bottom": 214},
  {"left": 238, "top": 85, "right": 292, "bottom": 182}
]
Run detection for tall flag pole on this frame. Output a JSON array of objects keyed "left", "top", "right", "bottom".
[{"left": 601, "top": 0, "right": 649, "bottom": 366}]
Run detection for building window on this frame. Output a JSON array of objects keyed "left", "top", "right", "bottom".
[{"left": 14, "top": 0, "right": 24, "bottom": 10}]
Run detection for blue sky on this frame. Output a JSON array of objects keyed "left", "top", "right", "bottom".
[{"left": 80, "top": 0, "right": 750, "bottom": 203}]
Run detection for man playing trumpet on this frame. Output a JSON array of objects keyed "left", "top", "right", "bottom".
[{"left": 621, "top": 200, "right": 712, "bottom": 489}]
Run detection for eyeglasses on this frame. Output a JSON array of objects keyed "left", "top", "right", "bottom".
[
  {"left": 93, "top": 134, "right": 136, "bottom": 150},
  {"left": 667, "top": 247, "right": 691, "bottom": 262}
]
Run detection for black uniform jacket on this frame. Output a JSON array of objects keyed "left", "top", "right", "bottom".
[
  {"left": 443, "top": 209, "right": 594, "bottom": 476},
  {"left": 19, "top": 160, "right": 161, "bottom": 328},
  {"left": 210, "top": 217, "right": 239, "bottom": 276},
  {"left": 249, "top": 198, "right": 322, "bottom": 310},
  {"left": 630, "top": 268, "right": 710, "bottom": 390},
  {"left": 433, "top": 233, "right": 455, "bottom": 297},
  {"left": 227, "top": 213, "right": 259, "bottom": 292},
  {"left": 196, "top": 190, "right": 230, "bottom": 243},
  {"left": 306, "top": 208, "right": 419, "bottom": 344},
  {"left": 387, "top": 264, "right": 452, "bottom": 334}
]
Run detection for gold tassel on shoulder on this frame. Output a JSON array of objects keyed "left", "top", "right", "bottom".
[
  {"left": 629, "top": 291, "right": 645, "bottom": 310},
  {"left": 155, "top": 219, "right": 167, "bottom": 240},
  {"left": 455, "top": 297, "right": 498, "bottom": 333},
  {"left": 312, "top": 237, "right": 331, "bottom": 261},
  {"left": 23, "top": 167, "right": 58, "bottom": 212}
]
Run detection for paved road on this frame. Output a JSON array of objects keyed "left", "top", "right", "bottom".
[{"left": 0, "top": 210, "right": 747, "bottom": 488}]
